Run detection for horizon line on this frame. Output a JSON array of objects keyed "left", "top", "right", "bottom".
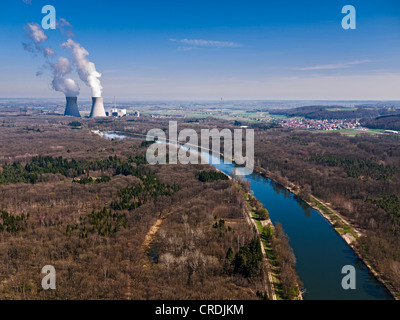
[{"left": 1, "top": 97, "right": 400, "bottom": 102}]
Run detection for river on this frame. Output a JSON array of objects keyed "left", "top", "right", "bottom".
[
  {"left": 201, "top": 150, "right": 393, "bottom": 300},
  {"left": 100, "top": 131, "right": 393, "bottom": 300}
]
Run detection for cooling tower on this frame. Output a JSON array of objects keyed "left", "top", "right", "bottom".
[
  {"left": 89, "top": 97, "right": 106, "bottom": 118},
  {"left": 64, "top": 97, "right": 81, "bottom": 117}
]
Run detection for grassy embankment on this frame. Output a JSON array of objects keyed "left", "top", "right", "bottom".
[{"left": 243, "top": 193, "right": 293, "bottom": 300}]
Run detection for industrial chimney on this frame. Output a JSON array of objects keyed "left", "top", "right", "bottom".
[
  {"left": 64, "top": 97, "right": 81, "bottom": 117},
  {"left": 89, "top": 97, "right": 106, "bottom": 118}
]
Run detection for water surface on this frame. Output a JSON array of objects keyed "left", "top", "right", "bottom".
[{"left": 202, "top": 151, "right": 393, "bottom": 300}]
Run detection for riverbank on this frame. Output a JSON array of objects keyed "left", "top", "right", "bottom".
[
  {"left": 242, "top": 192, "right": 278, "bottom": 300},
  {"left": 253, "top": 165, "right": 399, "bottom": 300},
  {"left": 242, "top": 191, "right": 303, "bottom": 300}
]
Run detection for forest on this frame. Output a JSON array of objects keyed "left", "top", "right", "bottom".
[
  {"left": 0, "top": 154, "right": 149, "bottom": 185},
  {"left": 363, "top": 114, "right": 400, "bottom": 131},
  {"left": 268, "top": 105, "right": 400, "bottom": 120},
  {"left": 0, "top": 115, "right": 281, "bottom": 299},
  {"left": 196, "top": 170, "right": 229, "bottom": 182},
  {"left": 309, "top": 155, "right": 396, "bottom": 180}
]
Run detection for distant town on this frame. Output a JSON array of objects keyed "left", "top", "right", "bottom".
[{"left": 274, "top": 118, "right": 361, "bottom": 131}]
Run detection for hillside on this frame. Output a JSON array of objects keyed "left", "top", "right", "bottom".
[
  {"left": 363, "top": 114, "right": 400, "bottom": 131},
  {"left": 269, "top": 105, "right": 399, "bottom": 120}
]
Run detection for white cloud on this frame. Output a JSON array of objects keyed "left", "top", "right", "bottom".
[
  {"left": 293, "top": 59, "right": 373, "bottom": 71},
  {"left": 176, "top": 46, "right": 197, "bottom": 52},
  {"left": 170, "top": 38, "right": 240, "bottom": 48}
]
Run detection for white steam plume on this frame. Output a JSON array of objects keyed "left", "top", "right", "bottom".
[
  {"left": 52, "top": 77, "right": 80, "bottom": 97},
  {"left": 51, "top": 57, "right": 80, "bottom": 97},
  {"left": 62, "top": 39, "right": 103, "bottom": 97},
  {"left": 53, "top": 56, "right": 71, "bottom": 74},
  {"left": 57, "top": 18, "right": 75, "bottom": 38},
  {"left": 23, "top": 22, "right": 80, "bottom": 97},
  {"left": 26, "top": 23, "right": 47, "bottom": 43},
  {"left": 23, "top": 23, "right": 55, "bottom": 58}
]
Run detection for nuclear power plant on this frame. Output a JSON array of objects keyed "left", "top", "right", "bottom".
[
  {"left": 64, "top": 97, "right": 81, "bottom": 117},
  {"left": 89, "top": 97, "right": 106, "bottom": 118},
  {"left": 62, "top": 96, "right": 108, "bottom": 118}
]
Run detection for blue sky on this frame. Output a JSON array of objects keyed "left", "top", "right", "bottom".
[{"left": 0, "top": 0, "right": 400, "bottom": 100}]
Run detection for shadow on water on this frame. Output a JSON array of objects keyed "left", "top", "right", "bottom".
[
  {"left": 268, "top": 180, "right": 292, "bottom": 199},
  {"left": 293, "top": 195, "right": 312, "bottom": 217}
]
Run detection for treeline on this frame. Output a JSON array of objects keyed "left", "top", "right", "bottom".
[
  {"left": 248, "top": 195, "right": 269, "bottom": 220},
  {"left": 234, "top": 120, "right": 282, "bottom": 130},
  {"left": 1, "top": 157, "right": 85, "bottom": 184},
  {"left": 250, "top": 123, "right": 282, "bottom": 130},
  {"left": 269, "top": 223, "right": 300, "bottom": 300},
  {"left": 0, "top": 155, "right": 148, "bottom": 184}
]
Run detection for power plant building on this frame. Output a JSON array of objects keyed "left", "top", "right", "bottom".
[
  {"left": 64, "top": 97, "right": 81, "bottom": 117},
  {"left": 109, "top": 108, "right": 127, "bottom": 117},
  {"left": 89, "top": 97, "right": 106, "bottom": 118}
]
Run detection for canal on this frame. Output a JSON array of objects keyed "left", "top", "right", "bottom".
[{"left": 202, "top": 151, "right": 393, "bottom": 300}]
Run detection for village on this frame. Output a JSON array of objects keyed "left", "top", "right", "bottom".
[{"left": 275, "top": 118, "right": 361, "bottom": 131}]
